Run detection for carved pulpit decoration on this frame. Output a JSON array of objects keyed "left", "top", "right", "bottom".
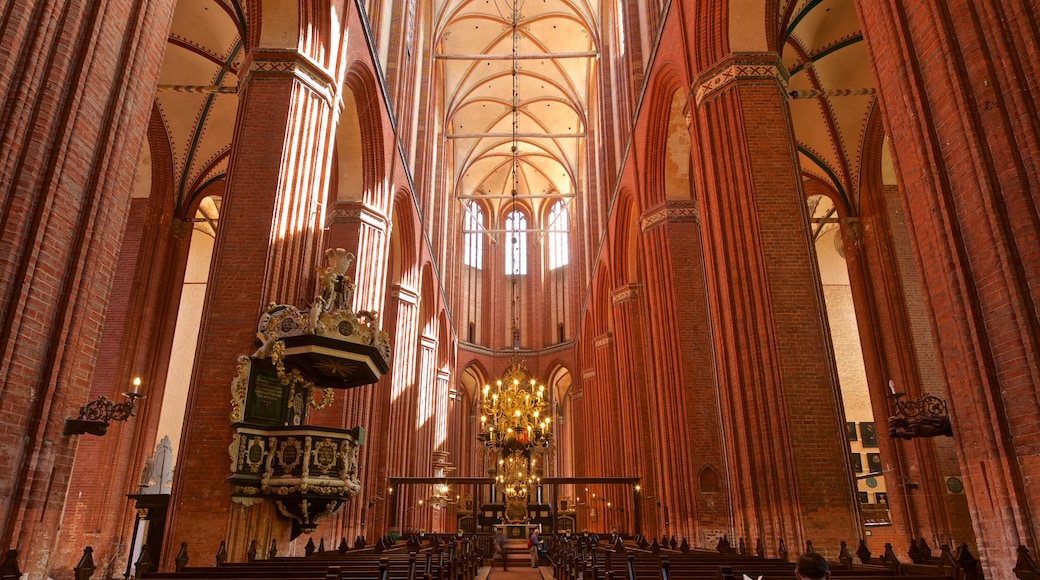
[{"left": 227, "top": 249, "right": 391, "bottom": 539}]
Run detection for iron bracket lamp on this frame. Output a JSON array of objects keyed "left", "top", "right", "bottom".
[
  {"left": 63, "top": 378, "right": 145, "bottom": 436},
  {"left": 886, "top": 381, "right": 952, "bottom": 440}
]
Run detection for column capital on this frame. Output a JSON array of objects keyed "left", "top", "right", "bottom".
[
  {"left": 420, "top": 334, "right": 438, "bottom": 350},
  {"left": 328, "top": 202, "right": 392, "bottom": 233},
  {"left": 241, "top": 48, "right": 338, "bottom": 108},
  {"left": 640, "top": 201, "right": 700, "bottom": 232},
  {"left": 610, "top": 284, "right": 641, "bottom": 305},
  {"left": 691, "top": 52, "right": 787, "bottom": 107},
  {"left": 391, "top": 284, "right": 419, "bottom": 305}
]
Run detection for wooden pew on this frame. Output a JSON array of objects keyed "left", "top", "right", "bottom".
[{"left": 139, "top": 536, "right": 480, "bottom": 580}]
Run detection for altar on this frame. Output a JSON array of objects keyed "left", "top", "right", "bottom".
[{"left": 495, "top": 522, "right": 541, "bottom": 541}]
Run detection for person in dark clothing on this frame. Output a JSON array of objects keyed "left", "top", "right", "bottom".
[
  {"left": 496, "top": 528, "right": 508, "bottom": 571},
  {"left": 795, "top": 552, "right": 829, "bottom": 580}
]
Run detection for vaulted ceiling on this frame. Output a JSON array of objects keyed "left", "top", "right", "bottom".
[
  {"left": 778, "top": 0, "right": 877, "bottom": 238},
  {"left": 147, "top": 0, "right": 873, "bottom": 241},
  {"left": 434, "top": 0, "right": 598, "bottom": 225}
]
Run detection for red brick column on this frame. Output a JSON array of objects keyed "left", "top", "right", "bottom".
[
  {"left": 641, "top": 201, "right": 732, "bottom": 544},
  {"left": 0, "top": 0, "right": 175, "bottom": 575},
  {"left": 163, "top": 48, "right": 340, "bottom": 565},
  {"left": 844, "top": 167, "right": 976, "bottom": 549},
  {"left": 385, "top": 285, "right": 421, "bottom": 530},
  {"left": 855, "top": 1, "right": 1040, "bottom": 573},
  {"left": 609, "top": 285, "right": 662, "bottom": 535},
  {"left": 688, "top": 53, "right": 860, "bottom": 555}
]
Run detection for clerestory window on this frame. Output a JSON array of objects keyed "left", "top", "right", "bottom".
[
  {"left": 505, "top": 210, "right": 527, "bottom": 276},
  {"left": 548, "top": 201, "right": 569, "bottom": 270},
  {"left": 463, "top": 201, "right": 484, "bottom": 269}
]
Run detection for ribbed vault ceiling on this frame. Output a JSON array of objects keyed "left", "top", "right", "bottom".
[
  {"left": 151, "top": 0, "right": 872, "bottom": 240},
  {"left": 435, "top": 0, "right": 598, "bottom": 221}
]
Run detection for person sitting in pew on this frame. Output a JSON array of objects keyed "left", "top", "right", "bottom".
[{"left": 796, "top": 552, "right": 830, "bottom": 580}]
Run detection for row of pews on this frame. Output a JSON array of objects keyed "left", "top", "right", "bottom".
[
  {"left": 13, "top": 534, "right": 486, "bottom": 580},
  {"left": 547, "top": 534, "right": 1040, "bottom": 580}
]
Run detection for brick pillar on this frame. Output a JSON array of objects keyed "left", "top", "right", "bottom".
[
  {"left": 0, "top": 0, "right": 175, "bottom": 575},
  {"left": 641, "top": 201, "right": 732, "bottom": 544},
  {"left": 609, "top": 285, "right": 662, "bottom": 535},
  {"left": 386, "top": 285, "right": 420, "bottom": 530},
  {"left": 592, "top": 332, "right": 621, "bottom": 482},
  {"left": 845, "top": 173, "right": 977, "bottom": 549},
  {"left": 855, "top": 1, "right": 1040, "bottom": 573},
  {"left": 319, "top": 202, "right": 393, "bottom": 542},
  {"left": 163, "top": 47, "right": 340, "bottom": 565},
  {"left": 55, "top": 181, "right": 194, "bottom": 577},
  {"left": 688, "top": 53, "right": 860, "bottom": 555}
]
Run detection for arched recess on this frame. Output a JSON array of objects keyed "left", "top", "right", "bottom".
[
  {"left": 459, "top": 361, "right": 491, "bottom": 479},
  {"left": 253, "top": 0, "right": 337, "bottom": 60},
  {"left": 254, "top": 0, "right": 300, "bottom": 50},
  {"left": 546, "top": 363, "right": 573, "bottom": 481},
  {"left": 727, "top": 0, "right": 772, "bottom": 53},
  {"left": 417, "top": 264, "right": 439, "bottom": 432},
  {"left": 612, "top": 190, "right": 640, "bottom": 287},
  {"left": 388, "top": 191, "right": 418, "bottom": 290},
  {"left": 334, "top": 86, "right": 365, "bottom": 202},
  {"left": 838, "top": 106, "right": 975, "bottom": 545},
  {"left": 541, "top": 197, "right": 573, "bottom": 345},
  {"left": 459, "top": 199, "right": 490, "bottom": 346},
  {"left": 641, "top": 63, "right": 685, "bottom": 208},
  {"left": 499, "top": 201, "right": 535, "bottom": 348},
  {"left": 342, "top": 63, "right": 387, "bottom": 208},
  {"left": 663, "top": 88, "right": 693, "bottom": 201}
]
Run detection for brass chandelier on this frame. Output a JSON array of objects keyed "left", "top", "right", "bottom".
[
  {"left": 478, "top": 361, "right": 551, "bottom": 451},
  {"left": 478, "top": 358, "right": 552, "bottom": 521},
  {"left": 473, "top": 0, "right": 554, "bottom": 523}
]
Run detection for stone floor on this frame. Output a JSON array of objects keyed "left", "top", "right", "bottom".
[{"left": 477, "top": 564, "right": 552, "bottom": 580}]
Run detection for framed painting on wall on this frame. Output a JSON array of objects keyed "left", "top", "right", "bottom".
[
  {"left": 860, "top": 422, "right": 878, "bottom": 447},
  {"left": 867, "top": 452, "right": 882, "bottom": 473}
]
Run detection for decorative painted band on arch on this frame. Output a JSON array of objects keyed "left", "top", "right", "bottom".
[
  {"left": 640, "top": 201, "right": 700, "bottom": 232},
  {"left": 242, "top": 48, "right": 339, "bottom": 107},
  {"left": 692, "top": 53, "right": 788, "bottom": 106}
]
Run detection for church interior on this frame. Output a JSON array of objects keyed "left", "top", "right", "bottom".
[{"left": 1, "top": 0, "right": 1038, "bottom": 579}]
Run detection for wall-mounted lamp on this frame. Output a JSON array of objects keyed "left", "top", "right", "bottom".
[
  {"left": 886, "top": 380, "right": 953, "bottom": 439},
  {"left": 63, "top": 377, "right": 145, "bottom": 436}
]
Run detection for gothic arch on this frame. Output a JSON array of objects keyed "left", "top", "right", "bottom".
[
  {"left": 642, "top": 64, "right": 686, "bottom": 208},
  {"left": 612, "top": 190, "right": 640, "bottom": 287},
  {"left": 343, "top": 63, "right": 388, "bottom": 208},
  {"left": 389, "top": 190, "right": 419, "bottom": 290}
]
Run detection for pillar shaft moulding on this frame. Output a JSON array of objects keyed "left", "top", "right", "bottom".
[
  {"left": 164, "top": 47, "right": 340, "bottom": 564},
  {"left": 688, "top": 53, "right": 859, "bottom": 554},
  {"left": 0, "top": 0, "right": 175, "bottom": 575},
  {"left": 856, "top": 1, "right": 1040, "bottom": 574}
]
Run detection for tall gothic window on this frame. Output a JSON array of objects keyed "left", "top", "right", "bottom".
[
  {"left": 463, "top": 202, "right": 484, "bottom": 269},
  {"left": 548, "top": 200, "right": 569, "bottom": 270},
  {"left": 505, "top": 210, "right": 527, "bottom": 276}
]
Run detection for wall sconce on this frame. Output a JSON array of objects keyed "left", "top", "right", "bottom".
[
  {"left": 887, "top": 380, "right": 953, "bottom": 439},
  {"left": 63, "top": 377, "right": 145, "bottom": 436}
]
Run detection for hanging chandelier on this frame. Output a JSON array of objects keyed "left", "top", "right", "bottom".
[
  {"left": 478, "top": 359, "right": 551, "bottom": 451},
  {"left": 472, "top": 0, "right": 554, "bottom": 524},
  {"left": 497, "top": 449, "right": 541, "bottom": 498}
]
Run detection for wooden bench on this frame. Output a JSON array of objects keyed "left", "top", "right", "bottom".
[{"left": 139, "top": 537, "right": 480, "bottom": 580}]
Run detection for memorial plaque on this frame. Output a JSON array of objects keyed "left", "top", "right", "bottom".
[{"left": 244, "top": 360, "right": 290, "bottom": 425}]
